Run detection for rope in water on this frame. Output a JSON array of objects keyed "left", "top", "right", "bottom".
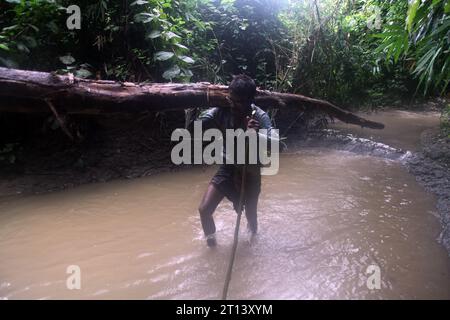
[
  {"left": 221, "top": 162, "right": 247, "bottom": 300},
  {"left": 222, "top": 135, "right": 249, "bottom": 300}
]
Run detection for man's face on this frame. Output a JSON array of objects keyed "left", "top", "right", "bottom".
[{"left": 228, "top": 92, "right": 252, "bottom": 115}]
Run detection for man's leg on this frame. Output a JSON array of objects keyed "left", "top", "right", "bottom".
[{"left": 198, "top": 183, "right": 224, "bottom": 246}]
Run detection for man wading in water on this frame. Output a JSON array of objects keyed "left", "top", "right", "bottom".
[{"left": 190, "top": 75, "right": 277, "bottom": 247}]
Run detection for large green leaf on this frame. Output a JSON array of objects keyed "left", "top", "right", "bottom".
[
  {"left": 134, "top": 13, "right": 155, "bottom": 23},
  {"left": 406, "top": 0, "right": 421, "bottom": 32},
  {"left": 162, "top": 65, "right": 181, "bottom": 80},
  {"left": 148, "top": 30, "right": 162, "bottom": 39},
  {"left": 181, "top": 67, "right": 193, "bottom": 77},
  {"left": 174, "top": 43, "right": 189, "bottom": 50},
  {"left": 75, "top": 68, "right": 93, "bottom": 78},
  {"left": 154, "top": 51, "right": 174, "bottom": 61},
  {"left": 178, "top": 55, "right": 195, "bottom": 64},
  {"left": 17, "top": 42, "right": 29, "bottom": 53},
  {"left": 130, "top": 0, "right": 148, "bottom": 5},
  {"left": 164, "top": 31, "right": 181, "bottom": 40},
  {"left": 59, "top": 55, "right": 75, "bottom": 65}
]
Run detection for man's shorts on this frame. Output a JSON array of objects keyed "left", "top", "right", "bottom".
[{"left": 211, "top": 164, "right": 261, "bottom": 212}]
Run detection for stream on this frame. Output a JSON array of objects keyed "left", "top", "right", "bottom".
[{"left": 0, "top": 110, "right": 448, "bottom": 299}]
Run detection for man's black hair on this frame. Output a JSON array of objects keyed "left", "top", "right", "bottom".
[{"left": 229, "top": 74, "right": 256, "bottom": 99}]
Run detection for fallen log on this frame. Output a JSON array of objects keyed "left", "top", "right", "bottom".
[{"left": 0, "top": 67, "right": 384, "bottom": 129}]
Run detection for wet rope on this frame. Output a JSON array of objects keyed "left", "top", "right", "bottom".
[
  {"left": 222, "top": 126, "right": 250, "bottom": 300},
  {"left": 222, "top": 161, "right": 247, "bottom": 300}
]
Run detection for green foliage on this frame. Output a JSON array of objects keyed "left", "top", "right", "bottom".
[
  {"left": 0, "top": 0, "right": 448, "bottom": 104},
  {"left": 191, "top": 0, "right": 290, "bottom": 86},
  {"left": 130, "top": 0, "right": 206, "bottom": 81},
  {"left": 0, "top": 0, "right": 66, "bottom": 69},
  {"left": 374, "top": 0, "right": 450, "bottom": 95},
  {"left": 0, "top": 0, "right": 208, "bottom": 81},
  {"left": 278, "top": 0, "right": 389, "bottom": 104}
]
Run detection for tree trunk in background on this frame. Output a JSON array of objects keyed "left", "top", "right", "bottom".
[{"left": 0, "top": 67, "right": 384, "bottom": 129}]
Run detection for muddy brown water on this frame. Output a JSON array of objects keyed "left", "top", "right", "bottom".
[{"left": 0, "top": 110, "right": 449, "bottom": 299}]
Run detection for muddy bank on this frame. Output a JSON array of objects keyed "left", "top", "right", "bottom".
[
  {"left": 0, "top": 113, "right": 180, "bottom": 197},
  {"left": 0, "top": 108, "right": 303, "bottom": 196},
  {"left": 289, "top": 128, "right": 408, "bottom": 160},
  {"left": 405, "top": 130, "right": 450, "bottom": 253}
]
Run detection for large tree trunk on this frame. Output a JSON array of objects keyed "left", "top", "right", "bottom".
[{"left": 0, "top": 67, "right": 384, "bottom": 129}]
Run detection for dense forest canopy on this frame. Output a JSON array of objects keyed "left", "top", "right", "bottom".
[{"left": 0, "top": 0, "right": 448, "bottom": 106}]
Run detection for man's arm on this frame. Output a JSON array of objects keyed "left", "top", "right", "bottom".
[
  {"left": 186, "top": 107, "right": 220, "bottom": 133},
  {"left": 253, "top": 107, "right": 279, "bottom": 145}
]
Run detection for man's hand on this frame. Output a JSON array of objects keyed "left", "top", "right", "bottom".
[{"left": 246, "top": 116, "right": 260, "bottom": 131}]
